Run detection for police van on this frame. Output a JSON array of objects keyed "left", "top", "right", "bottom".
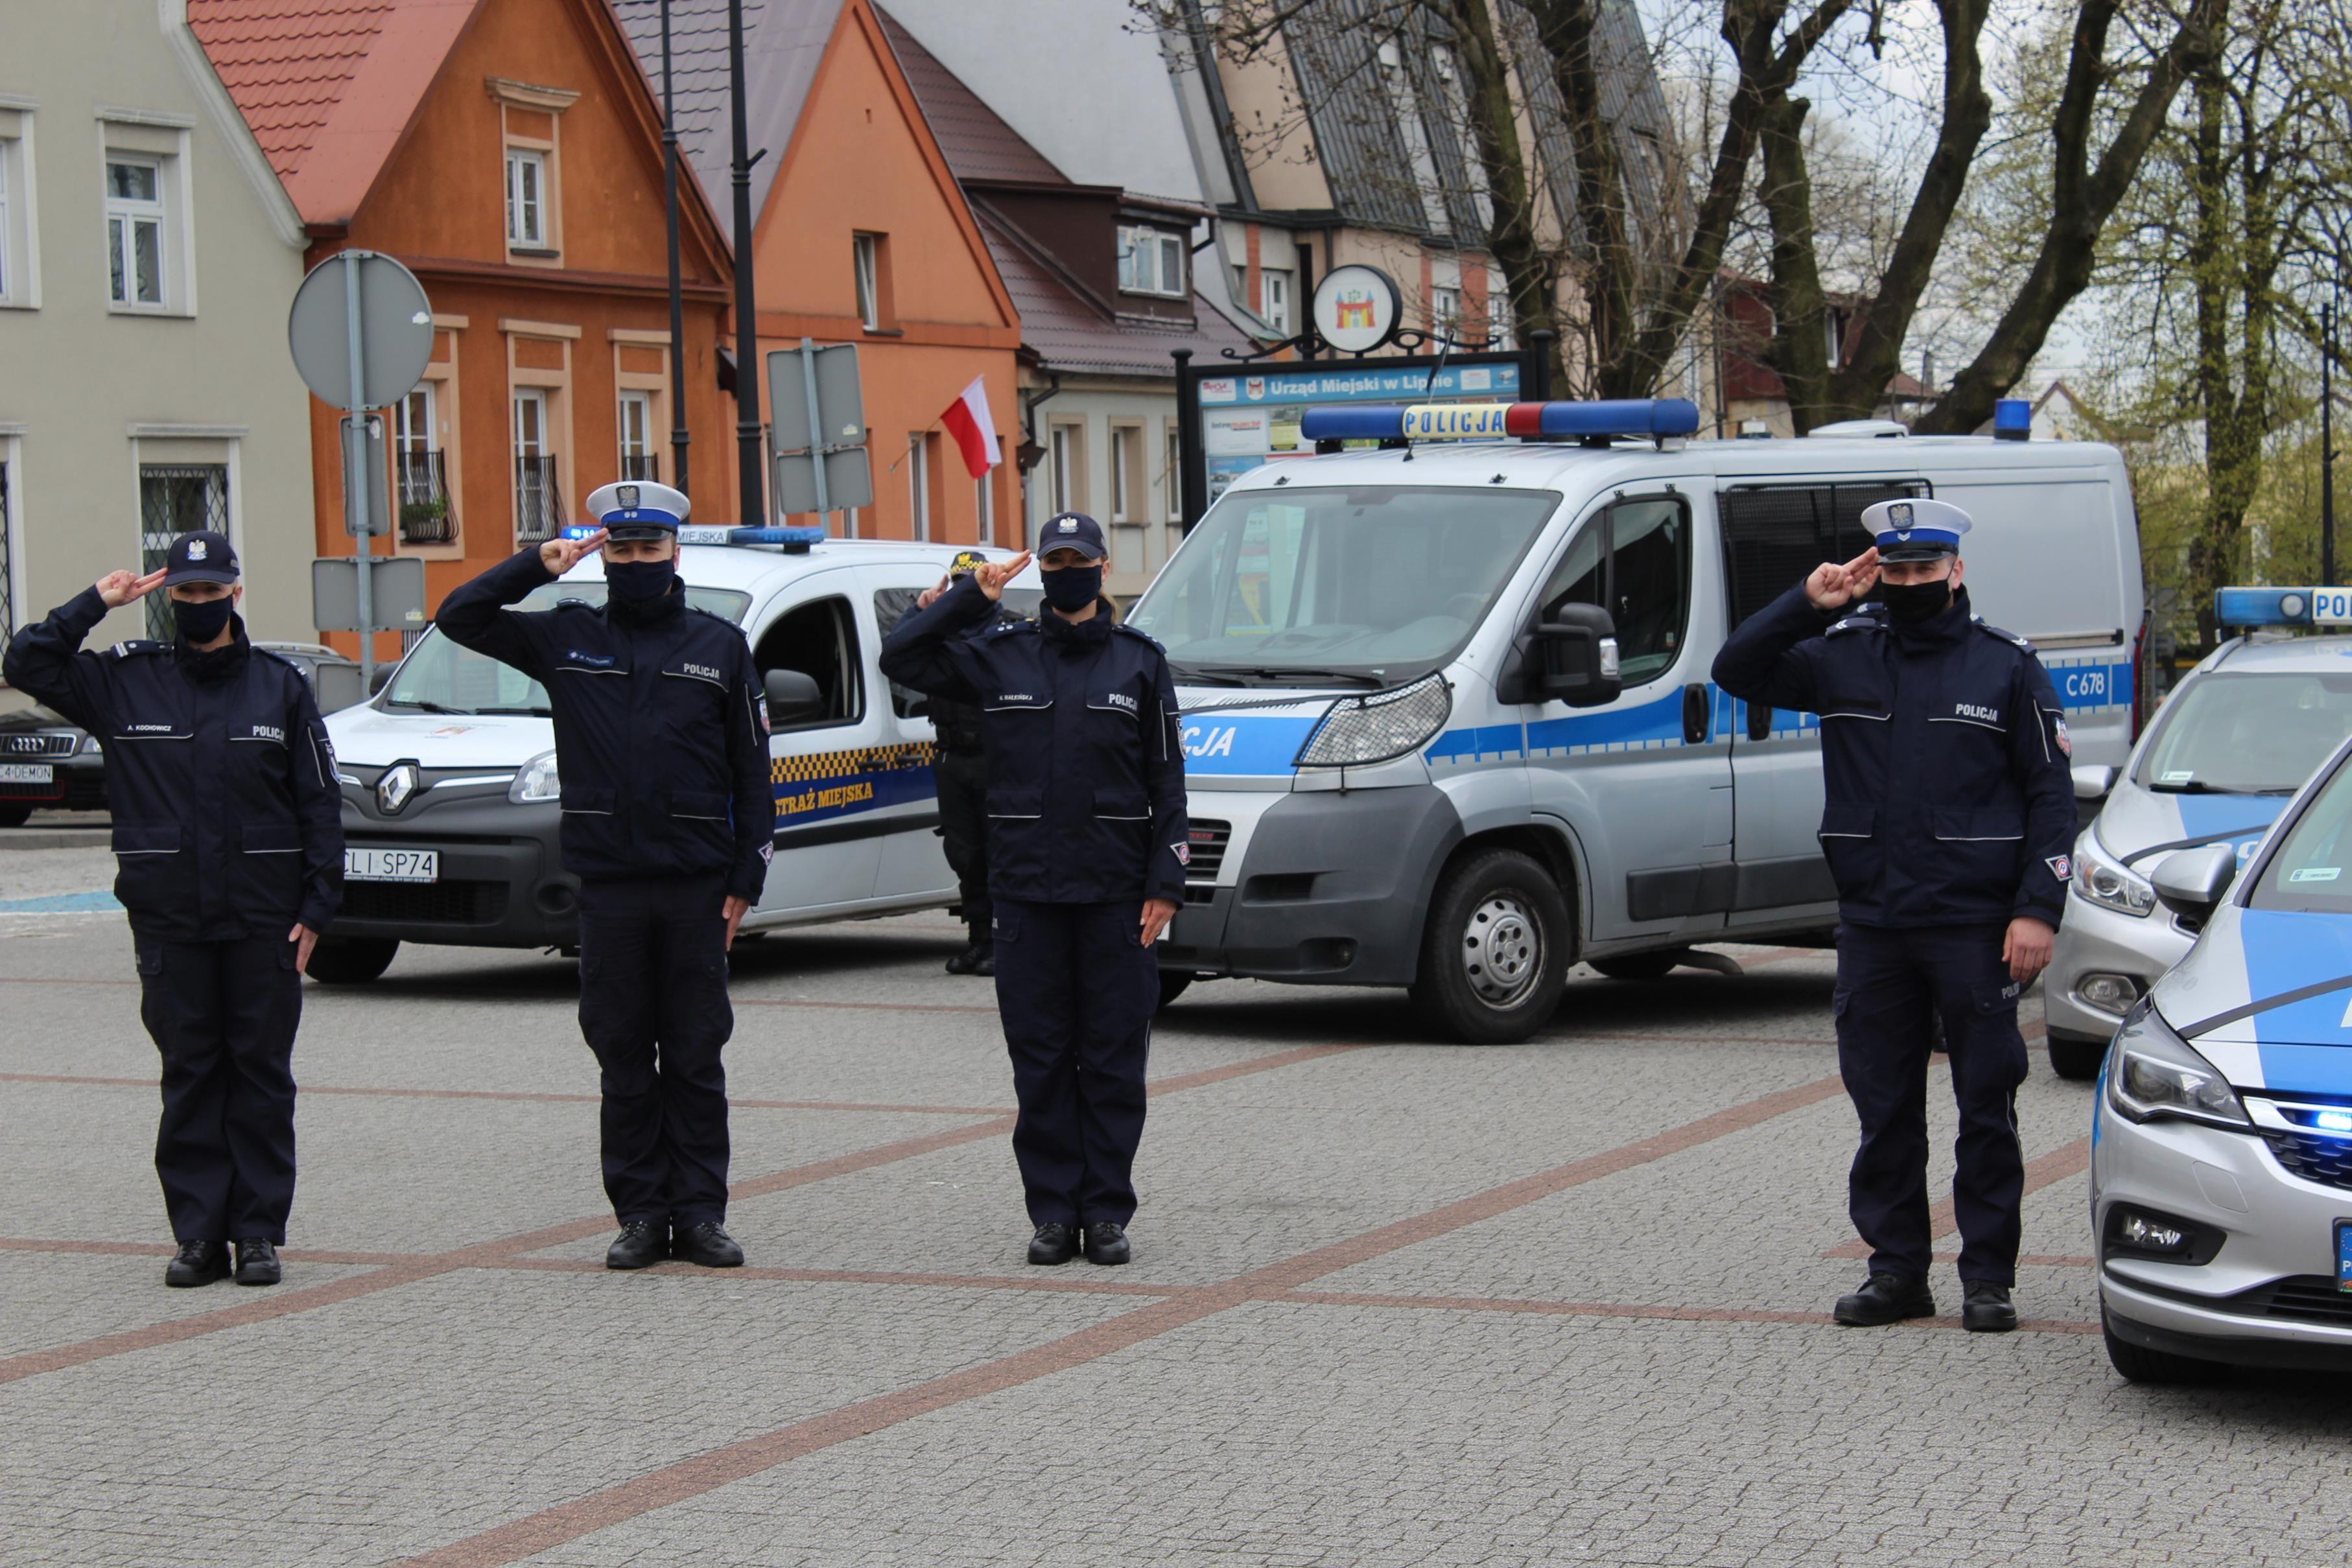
[
  {"left": 1127, "top": 398, "right": 2149, "bottom": 1042},
  {"left": 310, "top": 531, "right": 1035, "bottom": 983}
]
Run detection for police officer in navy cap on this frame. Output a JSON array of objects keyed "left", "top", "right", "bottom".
[
  {"left": 1713, "top": 497, "right": 2076, "bottom": 1333},
  {"left": 5, "top": 532, "right": 343, "bottom": 1289},
  {"left": 880, "top": 511, "right": 1188, "bottom": 1266},
  {"left": 436, "top": 480, "right": 774, "bottom": 1270},
  {"left": 908, "top": 550, "right": 1021, "bottom": 976}
]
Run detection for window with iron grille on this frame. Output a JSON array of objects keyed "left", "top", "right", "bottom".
[
  {"left": 617, "top": 390, "right": 657, "bottom": 482},
  {"left": 138, "top": 463, "right": 228, "bottom": 639},
  {"left": 1717, "top": 481, "right": 1931, "bottom": 631},
  {"left": 513, "top": 389, "right": 562, "bottom": 544},
  {"left": 395, "top": 385, "right": 455, "bottom": 544}
]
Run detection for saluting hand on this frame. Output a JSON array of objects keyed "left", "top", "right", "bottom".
[
  {"left": 1804, "top": 548, "right": 1881, "bottom": 611},
  {"left": 539, "top": 529, "right": 609, "bottom": 576},
  {"left": 915, "top": 572, "right": 952, "bottom": 611},
  {"left": 1140, "top": 897, "right": 1180, "bottom": 948},
  {"left": 974, "top": 552, "right": 1031, "bottom": 602},
  {"left": 95, "top": 568, "right": 169, "bottom": 609}
]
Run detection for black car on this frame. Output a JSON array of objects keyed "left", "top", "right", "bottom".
[{"left": 0, "top": 705, "right": 106, "bottom": 826}]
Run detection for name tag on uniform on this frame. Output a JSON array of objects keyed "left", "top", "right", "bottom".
[{"left": 985, "top": 692, "right": 1050, "bottom": 710}]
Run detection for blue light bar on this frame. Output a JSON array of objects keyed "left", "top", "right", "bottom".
[
  {"left": 677, "top": 524, "right": 829, "bottom": 548},
  {"left": 1993, "top": 398, "right": 2031, "bottom": 440},
  {"left": 1295, "top": 398, "right": 1702, "bottom": 445},
  {"left": 2209, "top": 586, "right": 2352, "bottom": 627}
]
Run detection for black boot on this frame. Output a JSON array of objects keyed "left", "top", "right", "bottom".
[
  {"left": 1962, "top": 1280, "right": 2018, "bottom": 1333},
  {"left": 233, "top": 1238, "right": 281, "bottom": 1287},
  {"left": 1083, "top": 1221, "right": 1131, "bottom": 1266},
  {"left": 672, "top": 1221, "right": 745, "bottom": 1268},
  {"left": 1832, "top": 1272, "right": 1935, "bottom": 1326},
  {"left": 605, "top": 1220, "right": 668, "bottom": 1270},
  {"left": 945, "top": 938, "right": 995, "bottom": 976},
  {"left": 164, "top": 1239, "right": 231, "bottom": 1289},
  {"left": 1027, "top": 1223, "right": 1078, "bottom": 1265}
]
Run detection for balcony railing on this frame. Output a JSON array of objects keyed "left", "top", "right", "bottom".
[
  {"left": 514, "top": 456, "right": 565, "bottom": 545},
  {"left": 396, "top": 450, "right": 457, "bottom": 544},
  {"left": 619, "top": 452, "right": 661, "bottom": 483}
]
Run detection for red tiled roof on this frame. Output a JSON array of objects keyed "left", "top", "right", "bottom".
[
  {"left": 873, "top": 8, "right": 1066, "bottom": 189},
  {"left": 189, "top": 0, "right": 481, "bottom": 226}
]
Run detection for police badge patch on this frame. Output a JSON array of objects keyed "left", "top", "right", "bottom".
[
  {"left": 2052, "top": 715, "right": 2072, "bottom": 756},
  {"left": 2046, "top": 855, "right": 2073, "bottom": 882},
  {"left": 1171, "top": 841, "right": 1190, "bottom": 866}
]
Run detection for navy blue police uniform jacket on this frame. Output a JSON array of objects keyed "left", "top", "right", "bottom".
[
  {"left": 434, "top": 550, "right": 773, "bottom": 900},
  {"left": 1711, "top": 583, "right": 2076, "bottom": 930},
  {"left": 3, "top": 591, "right": 344, "bottom": 941},
  {"left": 878, "top": 574, "right": 1189, "bottom": 906}
]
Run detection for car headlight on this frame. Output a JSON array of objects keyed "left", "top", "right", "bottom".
[
  {"left": 2104, "top": 1003, "right": 2252, "bottom": 1130},
  {"left": 1294, "top": 673, "right": 1452, "bottom": 768},
  {"left": 2073, "top": 834, "right": 2155, "bottom": 918},
  {"left": 79, "top": 734, "right": 103, "bottom": 755},
  {"left": 509, "top": 750, "right": 560, "bottom": 803}
]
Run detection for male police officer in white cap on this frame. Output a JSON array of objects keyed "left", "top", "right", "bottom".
[
  {"left": 1713, "top": 497, "right": 2076, "bottom": 1333},
  {"left": 436, "top": 480, "right": 773, "bottom": 1270}
]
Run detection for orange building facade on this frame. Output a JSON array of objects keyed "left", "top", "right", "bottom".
[
  {"left": 194, "top": 0, "right": 736, "bottom": 662},
  {"left": 624, "top": 0, "right": 1020, "bottom": 548}
]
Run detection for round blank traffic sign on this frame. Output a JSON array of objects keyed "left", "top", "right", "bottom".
[{"left": 287, "top": 251, "right": 434, "bottom": 411}]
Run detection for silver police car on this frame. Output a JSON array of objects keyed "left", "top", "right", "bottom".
[
  {"left": 2095, "top": 729, "right": 2352, "bottom": 1381},
  {"left": 2047, "top": 634, "right": 2352, "bottom": 1078}
]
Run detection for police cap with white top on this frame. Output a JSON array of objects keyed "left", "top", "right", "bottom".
[
  {"left": 585, "top": 479, "right": 690, "bottom": 541},
  {"left": 1859, "top": 496, "right": 1972, "bottom": 563}
]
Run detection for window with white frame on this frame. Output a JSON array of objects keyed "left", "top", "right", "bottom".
[
  {"left": 1163, "top": 425, "right": 1181, "bottom": 521},
  {"left": 106, "top": 157, "right": 166, "bottom": 309},
  {"left": 1260, "top": 268, "right": 1291, "bottom": 333},
  {"left": 618, "top": 390, "right": 656, "bottom": 481},
  {"left": 1117, "top": 226, "right": 1185, "bottom": 298},
  {"left": 0, "top": 145, "right": 12, "bottom": 303},
  {"left": 1111, "top": 425, "right": 1145, "bottom": 523},
  {"left": 1487, "top": 287, "right": 1513, "bottom": 349},
  {"left": 907, "top": 432, "right": 930, "bottom": 541},
  {"left": 506, "top": 147, "right": 547, "bottom": 248},
  {"left": 0, "top": 452, "right": 14, "bottom": 639},
  {"left": 1050, "top": 423, "right": 1081, "bottom": 513},
  {"left": 853, "top": 233, "right": 880, "bottom": 330},
  {"left": 395, "top": 384, "right": 456, "bottom": 544},
  {"left": 1429, "top": 285, "right": 1461, "bottom": 338},
  {"left": 513, "top": 388, "right": 561, "bottom": 543},
  {"left": 0, "top": 111, "right": 25, "bottom": 309}
]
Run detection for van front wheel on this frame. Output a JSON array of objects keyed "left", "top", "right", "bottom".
[{"left": 1409, "top": 849, "right": 1570, "bottom": 1044}]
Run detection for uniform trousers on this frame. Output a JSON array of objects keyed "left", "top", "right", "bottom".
[
  {"left": 934, "top": 747, "right": 992, "bottom": 938},
  {"left": 135, "top": 933, "right": 303, "bottom": 1243},
  {"left": 990, "top": 898, "right": 1157, "bottom": 1227},
  {"left": 576, "top": 874, "right": 734, "bottom": 1228},
  {"left": 1833, "top": 921, "right": 2029, "bottom": 1285}
]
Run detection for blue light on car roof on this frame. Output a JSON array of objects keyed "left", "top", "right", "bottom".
[
  {"left": 1295, "top": 398, "right": 1702, "bottom": 445},
  {"left": 2213, "top": 587, "right": 2331, "bottom": 627},
  {"left": 677, "top": 525, "right": 829, "bottom": 550}
]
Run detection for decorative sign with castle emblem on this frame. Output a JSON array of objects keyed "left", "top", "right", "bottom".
[{"left": 1311, "top": 264, "right": 1402, "bottom": 354}]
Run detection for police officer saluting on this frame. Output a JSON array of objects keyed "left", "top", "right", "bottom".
[
  {"left": 4, "top": 533, "right": 342, "bottom": 1288},
  {"left": 436, "top": 480, "right": 773, "bottom": 1270},
  {"left": 1713, "top": 498, "right": 2076, "bottom": 1333},
  {"left": 880, "top": 513, "right": 1187, "bottom": 1266},
  {"left": 912, "top": 550, "right": 1018, "bottom": 976}
]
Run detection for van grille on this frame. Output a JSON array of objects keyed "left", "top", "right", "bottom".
[
  {"left": 2263, "top": 1130, "right": 2352, "bottom": 1191},
  {"left": 340, "top": 880, "right": 510, "bottom": 925},
  {"left": 1186, "top": 820, "right": 1230, "bottom": 884}
]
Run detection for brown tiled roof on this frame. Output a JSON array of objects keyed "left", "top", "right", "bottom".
[
  {"left": 975, "top": 205, "right": 1252, "bottom": 381},
  {"left": 872, "top": 8, "right": 1066, "bottom": 188},
  {"left": 189, "top": 0, "right": 481, "bottom": 224}
]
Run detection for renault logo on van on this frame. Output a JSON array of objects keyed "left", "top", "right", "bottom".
[{"left": 377, "top": 762, "right": 420, "bottom": 814}]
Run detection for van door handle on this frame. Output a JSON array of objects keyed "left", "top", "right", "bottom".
[{"left": 1682, "top": 683, "right": 1710, "bottom": 745}]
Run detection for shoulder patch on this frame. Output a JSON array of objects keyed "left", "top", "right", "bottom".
[
  {"left": 1111, "top": 622, "right": 1164, "bottom": 651},
  {"left": 1971, "top": 620, "right": 2036, "bottom": 653},
  {"left": 111, "top": 640, "right": 167, "bottom": 658},
  {"left": 986, "top": 618, "right": 1035, "bottom": 637}
]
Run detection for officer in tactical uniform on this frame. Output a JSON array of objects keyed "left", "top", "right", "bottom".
[
  {"left": 912, "top": 550, "right": 1015, "bottom": 975},
  {"left": 880, "top": 513, "right": 1188, "bottom": 1267},
  {"left": 5, "top": 532, "right": 343, "bottom": 1289},
  {"left": 1713, "top": 498, "right": 2076, "bottom": 1333},
  {"left": 436, "top": 480, "right": 773, "bottom": 1271}
]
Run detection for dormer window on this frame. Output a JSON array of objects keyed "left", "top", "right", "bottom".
[{"left": 1118, "top": 225, "right": 1184, "bottom": 299}]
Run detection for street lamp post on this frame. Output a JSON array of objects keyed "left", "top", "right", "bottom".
[
  {"left": 2325, "top": 300, "right": 2336, "bottom": 588},
  {"left": 727, "top": 0, "right": 765, "bottom": 525},
  {"left": 660, "top": 0, "right": 688, "bottom": 496}
]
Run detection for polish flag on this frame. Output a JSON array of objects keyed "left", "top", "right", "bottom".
[{"left": 939, "top": 375, "right": 1001, "bottom": 479}]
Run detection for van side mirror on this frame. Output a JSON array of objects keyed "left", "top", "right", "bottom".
[
  {"left": 2071, "top": 764, "right": 2117, "bottom": 802},
  {"left": 369, "top": 664, "right": 395, "bottom": 696},
  {"left": 2152, "top": 843, "right": 2239, "bottom": 924},
  {"left": 1531, "top": 603, "right": 1623, "bottom": 708},
  {"left": 763, "top": 667, "right": 826, "bottom": 729}
]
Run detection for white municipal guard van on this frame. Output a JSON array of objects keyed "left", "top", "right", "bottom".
[
  {"left": 310, "top": 530, "right": 1037, "bottom": 983},
  {"left": 1126, "top": 398, "right": 2149, "bottom": 1042}
]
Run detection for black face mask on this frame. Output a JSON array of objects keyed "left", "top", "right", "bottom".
[
  {"left": 1041, "top": 563, "right": 1103, "bottom": 613},
  {"left": 173, "top": 596, "right": 235, "bottom": 644},
  {"left": 1877, "top": 578, "right": 1953, "bottom": 625},
  {"left": 604, "top": 559, "right": 676, "bottom": 605}
]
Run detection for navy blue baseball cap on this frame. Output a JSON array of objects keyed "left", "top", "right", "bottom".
[
  {"left": 1038, "top": 511, "right": 1107, "bottom": 561},
  {"left": 162, "top": 531, "right": 239, "bottom": 586}
]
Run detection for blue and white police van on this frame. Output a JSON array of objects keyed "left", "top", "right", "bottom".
[
  {"left": 1127, "top": 397, "right": 2149, "bottom": 1042},
  {"left": 309, "top": 530, "right": 1037, "bottom": 983},
  {"left": 2049, "top": 589, "right": 2352, "bottom": 1080},
  {"left": 2095, "top": 720, "right": 2352, "bottom": 1381}
]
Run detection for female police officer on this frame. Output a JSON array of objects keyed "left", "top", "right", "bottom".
[
  {"left": 880, "top": 513, "right": 1188, "bottom": 1266},
  {"left": 4, "top": 533, "right": 343, "bottom": 1289}
]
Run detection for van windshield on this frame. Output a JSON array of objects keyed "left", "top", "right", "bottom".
[
  {"left": 1127, "top": 485, "right": 1560, "bottom": 685},
  {"left": 2134, "top": 671, "right": 2352, "bottom": 796},
  {"left": 381, "top": 581, "right": 752, "bottom": 716}
]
